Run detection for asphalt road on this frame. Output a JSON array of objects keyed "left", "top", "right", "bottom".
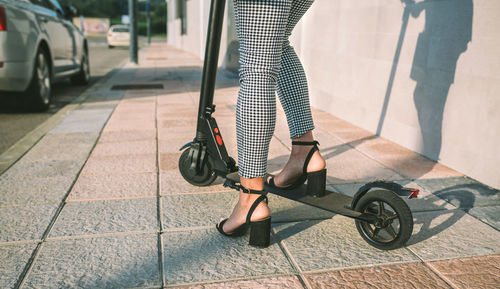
[{"left": 0, "top": 39, "right": 129, "bottom": 155}]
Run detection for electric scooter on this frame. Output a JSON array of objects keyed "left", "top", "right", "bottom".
[{"left": 178, "top": 0, "right": 419, "bottom": 250}]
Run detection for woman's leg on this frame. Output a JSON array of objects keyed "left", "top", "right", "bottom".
[
  {"left": 272, "top": 0, "right": 326, "bottom": 187},
  {"left": 221, "top": 0, "right": 292, "bottom": 233}
]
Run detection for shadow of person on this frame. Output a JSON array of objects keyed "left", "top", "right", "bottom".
[{"left": 409, "top": 0, "right": 473, "bottom": 161}]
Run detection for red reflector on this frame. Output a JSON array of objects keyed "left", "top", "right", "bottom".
[
  {"left": 216, "top": 135, "right": 223, "bottom": 146},
  {"left": 214, "top": 128, "right": 219, "bottom": 134},
  {"left": 0, "top": 62, "right": 3, "bottom": 68},
  {"left": 0, "top": 6, "right": 7, "bottom": 31},
  {"left": 409, "top": 189, "right": 419, "bottom": 199}
]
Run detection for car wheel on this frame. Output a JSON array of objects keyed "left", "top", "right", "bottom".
[
  {"left": 23, "top": 47, "right": 51, "bottom": 111},
  {"left": 71, "top": 50, "right": 90, "bottom": 85},
  {"left": 108, "top": 45, "right": 114, "bottom": 49}
]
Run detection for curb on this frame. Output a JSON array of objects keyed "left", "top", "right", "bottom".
[{"left": 0, "top": 58, "right": 128, "bottom": 177}]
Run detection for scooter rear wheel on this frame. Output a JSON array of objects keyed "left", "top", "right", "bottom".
[
  {"left": 179, "top": 148, "right": 217, "bottom": 186},
  {"left": 354, "top": 190, "right": 413, "bottom": 250}
]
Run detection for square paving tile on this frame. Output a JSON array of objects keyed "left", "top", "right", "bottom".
[
  {"left": 21, "top": 132, "right": 97, "bottom": 162},
  {"left": 162, "top": 192, "right": 236, "bottom": 229},
  {"left": 160, "top": 171, "right": 232, "bottom": 195},
  {"left": 331, "top": 180, "right": 455, "bottom": 213},
  {"left": 162, "top": 228, "right": 294, "bottom": 285},
  {"left": 68, "top": 172, "right": 157, "bottom": 201},
  {"left": 416, "top": 177, "right": 500, "bottom": 209},
  {"left": 273, "top": 218, "right": 418, "bottom": 272},
  {"left": 169, "top": 275, "right": 305, "bottom": 289},
  {"left": 0, "top": 204, "right": 58, "bottom": 243},
  {"left": 81, "top": 154, "right": 156, "bottom": 175},
  {"left": 1, "top": 160, "right": 83, "bottom": 181},
  {"left": 0, "top": 177, "right": 74, "bottom": 206},
  {"left": 24, "top": 234, "right": 160, "bottom": 288},
  {"left": 49, "top": 198, "right": 158, "bottom": 237},
  {"left": 353, "top": 137, "right": 462, "bottom": 179},
  {"left": 98, "top": 130, "right": 156, "bottom": 143},
  {"left": 0, "top": 243, "right": 38, "bottom": 289},
  {"left": 48, "top": 119, "right": 108, "bottom": 135},
  {"left": 91, "top": 140, "right": 156, "bottom": 157},
  {"left": 408, "top": 209, "right": 500, "bottom": 261},
  {"left": 160, "top": 153, "right": 182, "bottom": 171},
  {"left": 305, "top": 262, "right": 452, "bottom": 289},
  {"left": 468, "top": 206, "right": 500, "bottom": 230},
  {"left": 321, "top": 145, "right": 403, "bottom": 184},
  {"left": 429, "top": 255, "right": 500, "bottom": 289}
]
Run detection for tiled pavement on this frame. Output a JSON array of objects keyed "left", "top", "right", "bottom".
[{"left": 1, "top": 43, "right": 499, "bottom": 289}]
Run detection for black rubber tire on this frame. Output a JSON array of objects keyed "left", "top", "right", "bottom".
[
  {"left": 178, "top": 148, "right": 217, "bottom": 186},
  {"left": 71, "top": 50, "right": 90, "bottom": 85},
  {"left": 108, "top": 45, "right": 114, "bottom": 49},
  {"left": 355, "top": 189, "right": 413, "bottom": 250},
  {"left": 23, "top": 47, "right": 52, "bottom": 111}
]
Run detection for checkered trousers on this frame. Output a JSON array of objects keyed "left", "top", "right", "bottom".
[{"left": 234, "top": 0, "right": 315, "bottom": 178}]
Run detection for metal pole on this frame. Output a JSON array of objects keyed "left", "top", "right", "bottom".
[
  {"left": 129, "top": 0, "right": 138, "bottom": 64},
  {"left": 146, "top": 0, "right": 151, "bottom": 44}
]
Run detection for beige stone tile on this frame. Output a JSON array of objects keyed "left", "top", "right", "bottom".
[
  {"left": 68, "top": 172, "right": 157, "bottom": 200},
  {"left": 306, "top": 262, "right": 452, "bottom": 289},
  {"left": 91, "top": 140, "right": 156, "bottom": 157},
  {"left": 159, "top": 153, "right": 182, "bottom": 171},
  {"left": 98, "top": 130, "right": 156, "bottom": 143},
  {"left": 81, "top": 154, "right": 156, "bottom": 175},
  {"left": 354, "top": 137, "right": 463, "bottom": 179},
  {"left": 429, "top": 255, "right": 500, "bottom": 289},
  {"left": 321, "top": 145, "right": 403, "bottom": 184},
  {"left": 169, "top": 275, "right": 304, "bottom": 289}
]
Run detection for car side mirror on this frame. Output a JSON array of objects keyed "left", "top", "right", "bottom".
[{"left": 64, "top": 5, "right": 78, "bottom": 19}]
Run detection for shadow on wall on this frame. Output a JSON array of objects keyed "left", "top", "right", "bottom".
[
  {"left": 378, "top": 0, "right": 473, "bottom": 162},
  {"left": 410, "top": 0, "right": 473, "bottom": 161}
]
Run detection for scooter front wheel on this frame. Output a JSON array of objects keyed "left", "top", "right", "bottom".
[
  {"left": 178, "top": 148, "right": 218, "bottom": 186},
  {"left": 354, "top": 190, "right": 413, "bottom": 250}
]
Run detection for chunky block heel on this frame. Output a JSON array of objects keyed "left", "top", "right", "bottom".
[
  {"left": 307, "top": 169, "right": 327, "bottom": 197},
  {"left": 217, "top": 192, "right": 271, "bottom": 248},
  {"left": 249, "top": 217, "right": 271, "bottom": 248},
  {"left": 266, "top": 141, "right": 327, "bottom": 194}
]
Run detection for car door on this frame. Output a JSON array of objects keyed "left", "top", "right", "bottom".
[
  {"left": 29, "top": 0, "right": 72, "bottom": 73},
  {"left": 47, "top": 0, "right": 78, "bottom": 68}
]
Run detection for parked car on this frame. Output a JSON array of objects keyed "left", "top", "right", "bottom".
[
  {"left": 107, "top": 25, "right": 130, "bottom": 48},
  {"left": 0, "top": 0, "right": 89, "bottom": 111}
]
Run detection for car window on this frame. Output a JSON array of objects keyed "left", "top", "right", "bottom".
[
  {"left": 113, "top": 27, "right": 129, "bottom": 33},
  {"left": 29, "top": 0, "right": 52, "bottom": 9},
  {"left": 47, "top": 0, "right": 65, "bottom": 16}
]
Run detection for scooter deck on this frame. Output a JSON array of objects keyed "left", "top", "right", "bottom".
[
  {"left": 225, "top": 172, "right": 363, "bottom": 219},
  {"left": 265, "top": 183, "right": 363, "bottom": 219}
]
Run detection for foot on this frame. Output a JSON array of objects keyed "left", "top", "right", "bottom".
[
  {"left": 219, "top": 191, "right": 270, "bottom": 234},
  {"left": 268, "top": 138, "right": 326, "bottom": 188}
]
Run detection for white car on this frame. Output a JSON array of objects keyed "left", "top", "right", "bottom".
[
  {"left": 0, "top": 0, "right": 90, "bottom": 111},
  {"left": 107, "top": 25, "right": 130, "bottom": 48}
]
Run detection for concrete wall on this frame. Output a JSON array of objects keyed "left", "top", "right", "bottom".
[
  {"left": 293, "top": 0, "right": 499, "bottom": 189},
  {"left": 166, "top": 0, "right": 500, "bottom": 189},
  {"left": 166, "top": 0, "right": 230, "bottom": 67}
]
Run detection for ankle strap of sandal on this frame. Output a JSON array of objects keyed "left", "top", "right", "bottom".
[
  {"left": 239, "top": 185, "right": 267, "bottom": 195},
  {"left": 291, "top": 140, "right": 320, "bottom": 173},
  {"left": 246, "top": 194, "right": 268, "bottom": 224},
  {"left": 291, "top": 140, "right": 320, "bottom": 146}
]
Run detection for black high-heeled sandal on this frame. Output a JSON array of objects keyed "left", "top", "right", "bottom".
[
  {"left": 216, "top": 187, "right": 271, "bottom": 248},
  {"left": 266, "top": 140, "right": 326, "bottom": 195}
]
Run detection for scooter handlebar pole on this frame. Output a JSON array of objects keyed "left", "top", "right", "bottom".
[{"left": 197, "top": 0, "right": 226, "bottom": 125}]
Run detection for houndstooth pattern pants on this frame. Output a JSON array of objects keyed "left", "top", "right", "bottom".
[{"left": 234, "top": 0, "right": 315, "bottom": 178}]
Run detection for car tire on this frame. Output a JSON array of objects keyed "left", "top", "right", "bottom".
[
  {"left": 23, "top": 47, "right": 52, "bottom": 112},
  {"left": 108, "top": 45, "right": 114, "bottom": 49},
  {"left": 71, "top": 50, "right": 90, "bottom": 85}
]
